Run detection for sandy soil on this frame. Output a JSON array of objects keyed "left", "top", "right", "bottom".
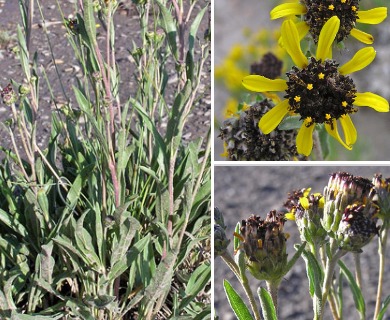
[
  {"left": 214, "top": 0, "right": 390, "bottom": 161},
  {"left": 214, "top": 165, "right": 390, "bottom": 319}
]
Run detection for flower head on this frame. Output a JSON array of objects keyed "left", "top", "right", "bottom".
[
  {"left": 336, "top": 202, "right": 379, "bottom": 252},
  {"left": 237, "top": 211, "right": 288, "bottom": 281},
  {"left": 242, "top": 17, "right": 389, "bottom": 156},
  {"left": 1, "top": 83, "right": 18, "bottom": 106},
  {"left": 250, "top": 52, "right": 283, "bottom": 80},
  {"left": 284, "top": 188, "right": 327, "bottom": 246},
  {"left": 270, "top": 0, "right": 387, "bottom": 44},
  {"left": 219, "top": 99, "right": 304, "bottom": 160},
  {"left": 322, "top": 172, "right": 378, "bottom": 234}
]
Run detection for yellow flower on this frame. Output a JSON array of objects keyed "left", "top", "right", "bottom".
[
  {"left": 242, "top": 17, "right": 389, "bottom": 157},
  {"left": 270, "top": 0, "right": 387, "bottom": 44}
]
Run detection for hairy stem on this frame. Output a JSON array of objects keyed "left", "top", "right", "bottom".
[
  {"left": 221, "top": 252, "right": 262, "bottom": 320},
  {"left": 353, "top": 252, "right": 363, "bottom": 289},
  {"left": 266, "top": 281, "right": 280, "bottom": 316},
  {"left": 374, "top": 226, "right": 388, "bottom": 319},
  {"left": 320, "top": 248, "right": 346, "bottom": 320}
]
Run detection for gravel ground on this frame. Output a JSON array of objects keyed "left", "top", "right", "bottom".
[
  {"left": 214, "top": 166, "right": 390, "bottom": 319},
  {"left": 214, "top": 0, "right": 390, "bottom": 161},
  {"left": 0, "top": 0, "right": 211, "bottom": 155}
]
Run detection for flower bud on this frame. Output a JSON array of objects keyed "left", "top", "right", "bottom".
[
  {"left": 214, "top": 224, "right": 230, "bottom": 256},
  {"left": 18, "top": 84, "right": 30, "bottom": 96}
]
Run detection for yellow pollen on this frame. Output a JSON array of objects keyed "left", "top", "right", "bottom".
[
  {"left": 318, "top": 73, "right": 325, "bottom": 79},
  {"left": 342, "top": 101, "right": 348, "bottom": 107},
  {"left": 341, "top": 0, "right": 346, "bottom": 3},
  {"left": 306, "top": 117, "right": 312, "bottom": 123},
  {"left": 329, "top": 4, "right": 335, "bottom": 10},
  {"left": 307, "top": 83, "right": 313, "bottom": 90},
  {"left": 325, "top": 114, "right": 331, "bottom": 120},
  {"left": 294, "top": 96, "right": 301, "bottom": 102},
  {"left": 351, "top": 6, "right": 357, "bottom": 11}
]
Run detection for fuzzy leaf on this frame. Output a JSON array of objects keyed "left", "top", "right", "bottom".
[
  {"left": 338, "top": 260, "right": 365, "bottom": 318},
  {"left": 223, "top": 279, "right": 254, "bottom": 320},
  {"left": 258, "top": 287, "right": 277, "bottom": 320},
  {"left": 300, "top": 247, "right": 323, "bottom": 298},
  {"left": 278, "top": 115, "right": 302, "bottom": 130},
  {"left": 0, "top": 208, "right": 28, "bottom": 238},
  {"left": 82, "top": 0, "right": 97, "bottom": 46},
  {"left": 178, "top": 262, "right": 211, "bottom": 311},
  {"left": 109, "top": 234, "right": 151, "bottom": 280},
  {"left": 110, "top": 215, "right": 140, "bottom": 267},
  {"left": 155, "top": 0, "right": 177, "bottom": 59}
]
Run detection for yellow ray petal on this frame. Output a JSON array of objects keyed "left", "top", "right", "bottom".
[
  {"left": 285, "top": 212, "right": 296, "bottom": 221},
  {"left": 303, "top": 188, "right": 311, "bottom": 197},
  {"left": 281, "top": 20, "right": 308, "bottom": 68},
  {"left": 299, "top": 196, "right": 310, "bottom": 210},
  {"left": 338, "top": 47, "right": 376, "bottom": 75},
  {"left": 296, "top": 21, "right": 310, "bottom": 40},
  {"left": 296, "top": 122, "right": 315, "bottom": 156},
  {"left": 316, "top": 16, "right": 340, "bottom": 61},
  {"left": 325, "top": 119, "right": 352, "bottom": 150},
  {"left": 357, "top": 8, "right": 387, "bottom": 24},
  {"left": 354, "top": 92, "right": 389, "bottom": 112},
  {"left": 270, "top": 3, "right": 307, "bottom": 20},
  {"left": 258, "top": 99, "right": 290, "bottom": 134},
  {"left": 350, "top": 28, "right": 374, "bottom": 44},
  {"left": 242, "top": 75, "right": 287, "bottom": 92},
  {"left": 339, "top": 115, "right": 357, "bottom": 145},
  {"left": 278, "top": 21, "right": 309, "bottom": 48}
]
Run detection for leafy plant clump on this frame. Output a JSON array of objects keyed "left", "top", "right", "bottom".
[{"left": 0, "top": 0, "right": 211, "bottom": 319}]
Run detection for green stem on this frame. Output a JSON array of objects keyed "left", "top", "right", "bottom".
[
  {"left": 374, "top": 226, "right": 388, "bottom": 319},
  {"left": 221, "top": 253, "right": 262, "bottom": 320},
  {"left": 320, "top": 248, "right": 346, "bottom": 320},
  {"left": 266, "top": 281, "right": 280, "bottom": 316},
  {"left": 353, "top": 252, "right": 362, "bottom": 289}
]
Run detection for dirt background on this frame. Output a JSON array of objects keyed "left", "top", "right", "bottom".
[
  {"left": 214, "top": 165, "right": 390, "bottom": 319},
  {"left": 214, "top": 0, "right": 390, "bottom": 161},
  {"left": 0, "top": 0, "right": 211, "bottom": 154}
]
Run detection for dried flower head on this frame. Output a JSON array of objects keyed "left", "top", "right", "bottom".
[
  {"left": 336, "top": 202, "right": 379, "bottom": 252},
  {"left": 219, "top": 99, "right": 303, "bottom": 161},
  {"left": 237, "top": 211, "right": 288, "bottom": 281},
  {"left": 250, "top": 52, "right": 283, "bottom": 80}
]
